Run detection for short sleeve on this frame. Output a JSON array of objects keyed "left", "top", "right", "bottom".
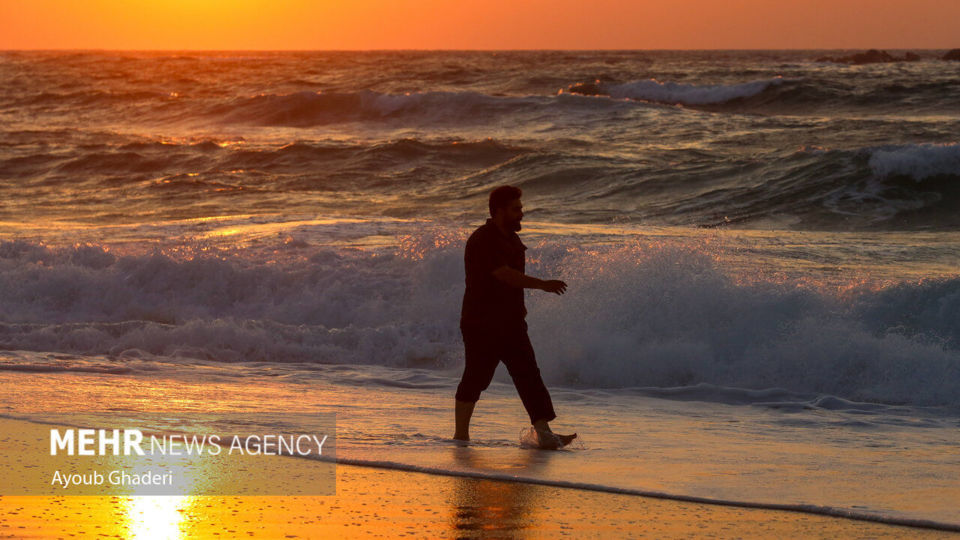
[{"left": 465, "top": 229, "right": 508, "bottom": 277}]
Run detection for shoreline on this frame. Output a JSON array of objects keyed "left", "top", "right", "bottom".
[
  {"left": 328, "top": 454, "right": 960, "bottom": 534},
  {"left": 1, "top": 416, "right": 957, "bottom": 538}
]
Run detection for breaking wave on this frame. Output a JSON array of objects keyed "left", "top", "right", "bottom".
[
  {"left": 564, "top": 77, "right": 788, "bottom": 105},
  {"left": 868, "top": 142, "right": 960, "bottom": 180},
  {"left": 1, "top": 238, "right": 958, "bottom": 407},
  {"left": 607, "top": 78, "right": 786, "bottom": 105}
]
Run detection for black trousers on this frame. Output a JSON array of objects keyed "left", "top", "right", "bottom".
[{"left": 456, "top": 323, "right": 556, "bottom": 424}]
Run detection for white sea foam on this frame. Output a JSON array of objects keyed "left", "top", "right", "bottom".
[
  {"left": 1, "top": 237, "right": 959, "bottom": 406},
  {"left": 605, "top": 77, "right": 785, "bottom": 105},
  {"left": 527, "top": 240, "right": 960, "bottom": 406},
  {"left": 868, "top": 142, "right": 960, "bottom": 180}
]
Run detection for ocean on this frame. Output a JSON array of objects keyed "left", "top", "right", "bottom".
[{"left": 1, "top": 50, "right": 959, "bottom": 529}]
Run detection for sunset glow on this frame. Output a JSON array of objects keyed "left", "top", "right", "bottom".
[
  {"left": 3, "top": 0, "right": 960, "bottom": 532},
  {"left": 2, "top": 0, "right": 959, "bottom": 50}
]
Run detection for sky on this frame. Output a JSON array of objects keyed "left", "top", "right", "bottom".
[{"left": 1, "top": 0, "right": 958, "bottom": 50}]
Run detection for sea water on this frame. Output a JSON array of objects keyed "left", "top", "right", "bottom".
[{"left": 1, "top": 50, "right": 959, "bottom": 529}]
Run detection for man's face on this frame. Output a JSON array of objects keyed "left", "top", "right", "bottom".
[{"left": 502, "top": 198, "right": 523, "bottom": 231}]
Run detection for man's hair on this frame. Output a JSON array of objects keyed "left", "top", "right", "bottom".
[{"left": 489, "top": 185, "right": 522, "bottom": 217}]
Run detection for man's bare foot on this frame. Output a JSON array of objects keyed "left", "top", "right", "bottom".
[
  {"left": 557, "top": 432, "right": 577, "bottom": 446},
  {"left": 534, "top": 429, "right": 577, "bottom": 449}
]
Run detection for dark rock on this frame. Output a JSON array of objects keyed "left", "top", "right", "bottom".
[
  {"left": 943, "top": 49, "right": 960, "bottom": 61},
  {"left": 903, "top": 52, "right": 922, "bottom": 62}
]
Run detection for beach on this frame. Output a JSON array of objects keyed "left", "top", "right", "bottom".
[
  {"left": 2, "top": 49, "right": 960, "bottom": 537},
  {"left": 3, "top": 477, "right": 954, "bottom": 539},
  {"left": 1, "top": 416, "right": 955, "bottom": 539},
  {"left": 2, "top": 359, "right": 959, "bottom": 537}
]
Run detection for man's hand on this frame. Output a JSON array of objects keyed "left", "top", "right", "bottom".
[{"left": 541, "top": 280, "right": 567, "bottom": 295}]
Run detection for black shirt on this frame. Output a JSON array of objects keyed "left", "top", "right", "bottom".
[{"left": 460, "top": 219, "right": 527, "bottom": 329}]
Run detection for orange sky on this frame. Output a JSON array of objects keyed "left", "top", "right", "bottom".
[{"left": 1, "top": 0, "right": 958, "bottom": 50}]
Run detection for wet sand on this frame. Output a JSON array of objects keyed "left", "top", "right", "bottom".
[
  {"left": 1, "top": 418, "right": 955, "bottom": 538},
  {"left": 2, "top": 464, "right": 955, "bottom": 538}
]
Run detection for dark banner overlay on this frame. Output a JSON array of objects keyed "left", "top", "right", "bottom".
[{"left": 1, "top": 413, "right": 336, "bottom": 496}]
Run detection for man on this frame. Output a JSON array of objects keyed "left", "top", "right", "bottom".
[{"left": 454, "top": 185, "right": 576, "bottom": 449}]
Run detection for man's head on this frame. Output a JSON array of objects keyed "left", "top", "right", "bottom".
[{"left": 489, "top": 185, "right": 523, "bottom": 232}]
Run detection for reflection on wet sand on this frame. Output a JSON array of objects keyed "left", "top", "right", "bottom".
[
  {"left": 448, "top": 445, "right": 553, "bottom": 538},
  {"left": 125, "top": 496, "right": 187, "bottom": 539},
  {"left": 1, "top": 463, "right": 946, "bottom": 538}
]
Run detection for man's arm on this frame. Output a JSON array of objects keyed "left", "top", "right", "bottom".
[{"left": 492, "top": 266, "right": 567, "bottom": 295}]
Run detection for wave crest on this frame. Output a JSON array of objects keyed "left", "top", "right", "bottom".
[
  {"left": 209, "top": 90, "right": 546, "bottom": 127},
  {"left": 565, "top": 77, "right": 787, "bottom": 105},
  {"left": 528, "top": 241, "right": 960, "bottom": 406},
  {"left": 868, "top": 143, "right": 960, "bottom": 180},
  {"left": 2, "top": 238, "right": 959, "bottom": 407}
]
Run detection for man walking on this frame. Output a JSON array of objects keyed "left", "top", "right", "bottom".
[{"left": 454, "top": 185, "right": 575, "bottom": 449}]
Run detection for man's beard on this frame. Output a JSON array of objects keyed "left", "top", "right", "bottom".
[{"left": 511, "top": 219, "right": 522, "bottom": 231}]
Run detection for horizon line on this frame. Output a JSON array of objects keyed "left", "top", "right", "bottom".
[{"left": 2, "top": 47, "right": 957, "bottom": 53}]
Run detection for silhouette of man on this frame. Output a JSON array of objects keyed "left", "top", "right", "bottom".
[{"left": 454, "top": 186, "right": 575, "bottom": 448}]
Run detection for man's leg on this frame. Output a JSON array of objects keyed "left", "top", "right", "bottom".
[
  {"left": 453, "top": 399, "right": 475, "bottom": 441},
  {"left": 454, "top": 326, "right": 500, "bottom": 441},
  {"left": 500, "top": 327, "right": 556, "bottom": 427},
  {"left": 501, "top": 332, "right": 578, "bottom": 448}
]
